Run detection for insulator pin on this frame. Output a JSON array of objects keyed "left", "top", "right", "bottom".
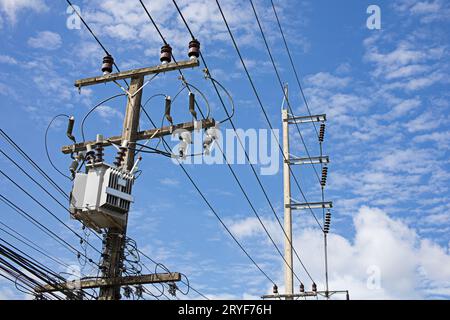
[
  {"left": 312, "top": 283, "right": 317, "bottom": 292},
  {"left": 273, "top": 284, "right": 278, "bottom": 294},
  {"left": 160, "top": 44, "right": 172, "bottom": 64},
  {"left": 188, "top": 39, "right": 200, "bottom": 59},
  {"left": 101, "top": 54, "right": 114, "bottom": 74},
  {"left": 300, "top": 283, "right": 305, "bottom": 293}
]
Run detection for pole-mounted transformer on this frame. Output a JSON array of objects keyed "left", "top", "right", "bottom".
[{"left": 69, "top": 134, "right": 135, "bottom": 231}]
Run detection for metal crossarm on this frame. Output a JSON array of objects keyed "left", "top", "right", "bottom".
[
  {"left": 286, "top": 114, "right": 326, "bottom": 124},
  {"left": 289, "top": 201, "right": 333, "bottom": 210},
  {"left": 289, "top": 156, "right": 329, "bottom": 165}
]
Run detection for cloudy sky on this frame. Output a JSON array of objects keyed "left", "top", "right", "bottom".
[{"left": 0, "top": 0, "right": 449, "bottom": 300}]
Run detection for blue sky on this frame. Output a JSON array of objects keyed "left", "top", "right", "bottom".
[{"left": 0, "top": 0, "right": 449, "bottom": 299}]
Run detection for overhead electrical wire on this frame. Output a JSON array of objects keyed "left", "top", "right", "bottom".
[
  {"left": 249, "top": 0, "right": 322, "bottom": 187},
  {"left": 0, "top": 169, "right": 102, "bottom": 257},
  {"left": 44, "top": 114, "right": 72, "bottom": 180},
  {"left": 138, "top": 0, "right": 282, "bottom": 287},
  {"left": 138, "top": 98, "right": 277, "bottom": 287},
  {"left": 80, "top": 93, "right": 126, "bottom": 142},
  {"left": 141, "top": 0, "right": 302, "bottom": 285},
  {"left": 0, "top": 193, "right": 96, "bottom": 264},
  {"left": 214, "top": 0, "right": 324, "bottom": 234},
  {"left": 0, "top": 129, "right": 68, "bottom": 200},
  {"left": 57, "top": 3, "right": 211, "bottom": 299},
  {"left": 270, "top": 0, "right": 320, "bottom": 138},
  {"left": 0, "top": 148, "right": 101, "bottom": 251},
  {"left": 170, "top": 0, "right": 317, "bottom": 283}
]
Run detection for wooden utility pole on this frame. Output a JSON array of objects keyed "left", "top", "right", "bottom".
[
  {"left": 99, "top": 76, "right": 144, "bottom": 300},
  {"left": 281, "top": 86, "right": 293, "bottom": 300},
  {"left": 48, "top": 58, "right": 216, "bottom": 300}
]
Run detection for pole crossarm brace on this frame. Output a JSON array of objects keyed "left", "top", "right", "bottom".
[
  {"left": 286, "top": 114, "right": 326, "bottom": 124},
  {"left": 61, "top": 118, "right": 215, "bottom": 154},
  {"left": 74, "top": 58, "right": 200, "bottom": 88},
  {"left": 288, "top": 201, "right": 333, "bottom": 210},
  {"left": 35, "top": 272, "right": 181, "bottom": 293},
  {"left": 288, "top": 156, "right": 330, "bottom": 165}
]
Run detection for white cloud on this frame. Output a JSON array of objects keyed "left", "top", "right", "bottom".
[
  {"left": 95, "top": 105, "right": 122, "bottom": 120},
  {"left": 27, "top": 31, "right": 62, "bottom": 50},
  {"left": 0, "top": 0, "right": 47, "bottom": 24},
  {"left": 394, "top": 0, "right": 450, "bottom": 23},
  {"left": 305, "top": 72, "right": 351, "bottom": 89},
  {"left": 160, "top": 178, "right": 180, "bottom": 186},
  {"left": 227, "top": 206, "right": 450, "bottom": 299},
  {"left": 0, "top": 54, "right": 17, "bottom": 64},
  {"left": 406, "top": 112, "right": 441, "bottom": 133}
]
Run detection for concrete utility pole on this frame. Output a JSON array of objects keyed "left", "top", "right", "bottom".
[
  {"left": 46, "top": 58, "right": 216, "bottom": 300},
  {"left": 281, "top": 85, "right": 293, "bottom": 300},
  {"left": 262, "top": 88, "right": 344, "bottom": 301}
]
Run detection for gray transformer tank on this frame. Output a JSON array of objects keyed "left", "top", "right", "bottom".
[{"left": 69, "top": 162, "right": 134, "bottom": 231}]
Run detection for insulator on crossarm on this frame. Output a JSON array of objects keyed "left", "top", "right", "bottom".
[
  {"left": 95, "top": 134, "right": 104, "bottom": 163},
  {"left": 273, "top": 284, "right": 278, "bottom": 294},
  {"left": 188, "top": 39, "right": 200, "bottom": 59},
  {"left": 300, "top": 283, "right": 305, "bottom": 293},
  {"left": 160, "top": 44, "right": 172, "bottom": 64},
  {"left": 319, "top": 123, "right": 325, "bottom": 142},
  {"left": 66, "top": 116, "right": 76, "bottom": 143},
  {"left": 321, "top": 166, "right": 328, "bottom": 187},
  {"left": 165, "top": 96, "right": 173, "bottom": 125},
  {"left": 85, "top": 144, "right": 95, "bottom": 165},
  {"left": 189, "top": 92, "right": 197, "bottom": 120},
  {"left": 101, "top": 54, "right": 114, "bottom": 75},
  {"left": 69, "top": 159, "right": 79, "bottom": 178},
  {"left": 324, "top": 210, "right": 331, "bottom": 233},
  {"left": 114, "top": 140, "right": 128, "bottom": 167},
  {"left": 312, "top": 283, "right": 317, "bottom": 292}
]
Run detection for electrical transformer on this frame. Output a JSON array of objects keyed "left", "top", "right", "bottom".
[{"left": 69, "top": 162, "right": 134, "bottom": 230}]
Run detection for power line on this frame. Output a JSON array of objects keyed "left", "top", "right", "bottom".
[
  {"left": 138, "top": 0, "right": 206, "bottom": 120},
  {"left": 0, "top": 148, "right": 101, "bottom": 250},
  {"left": 214, "top": 0, "right": 323, "bottom": 234},
  {"left": 170, "top": 0, "right": 314, "bottom": 284},
  {"left": 138, "top": 0, "right": 278, "bottom": 287},
  {"left": 139, "top": 102, "right": 277, "bottom": 286},
  {"left": 0, "top": 193, "right": 95, "bottom": 263},
  {"left": 270, "top": 0, "right": 319, "bottom": 138},
  {"left": 0, "top": 129, "right": 68, "bottom": 201},
  {"left": 249, "top": 0, "right": 322, "bottom": 187},
  {"left": 65, "top": 0, "right": 129, "bottom": 88},
  {"left": 0, "top": 169, "right": 102, "bottom": 256}
]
